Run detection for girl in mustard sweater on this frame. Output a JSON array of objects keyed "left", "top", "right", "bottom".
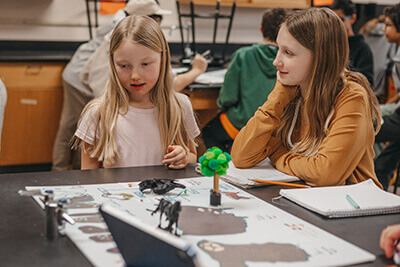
[{"left": 231, "top": 8, "right": 382, "bottom": 187}]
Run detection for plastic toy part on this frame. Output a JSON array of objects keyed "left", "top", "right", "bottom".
[{"left": 139, "top": 179, "right": 186, "bottom": 195}]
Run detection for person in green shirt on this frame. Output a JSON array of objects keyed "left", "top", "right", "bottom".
[{"left": 202, "top": 8, "right": 288, "bottom": 152}]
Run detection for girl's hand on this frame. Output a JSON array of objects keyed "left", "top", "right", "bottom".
[
  {"left": 380, "top": 224, "right": 400, "bottom": 258},
  {"left": 192, "top": 54, "right": 208, "bottom": 74},
  {"left": 270, "top": 81, "right": 300, "bottom": 107},
  {"left": 162, "top": 145, "right": 188, "bottom": 169}
]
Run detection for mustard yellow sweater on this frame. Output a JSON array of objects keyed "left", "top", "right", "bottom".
[{"left": 231, "top": 81, "right": 382, "bottom": 188}]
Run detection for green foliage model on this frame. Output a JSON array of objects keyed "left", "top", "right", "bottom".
[{"left": 199, "top": 147, "right": 231, "bottom": 177}]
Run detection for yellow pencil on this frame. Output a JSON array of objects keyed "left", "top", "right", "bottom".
[{"left": 251, "top": 179, "right": 308, "bottom": 188}]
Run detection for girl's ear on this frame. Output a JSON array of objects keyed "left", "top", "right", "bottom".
[{"left": 260, "top": 26, "right": 263, "bottom": 34}]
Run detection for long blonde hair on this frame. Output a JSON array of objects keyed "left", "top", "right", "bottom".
[
  {"left": 276, "top": 8, "right": 381, "bottom": 156},
  {"left": 75, "top": 15, "right": 191, "bottom": 165}
]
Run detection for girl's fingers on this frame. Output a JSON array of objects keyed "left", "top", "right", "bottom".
[
  {"left": 380, "top": 225, "right": 400, "bottom": 258},
  {"left": 164, "top": 146, "right": 183, "bottom": 159},
  {"left": 162, "top": 153, "right": 183, "bottom": 163},
  {"left": 162, "top": 145, "right": 189, "bottom": 168},
  {"left": 168, "top": 162, "right": 187, "bottom": 169},
  {"left": 162, "top": 152, "right": 186, "bottom": 165}
]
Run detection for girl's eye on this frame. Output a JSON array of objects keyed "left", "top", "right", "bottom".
[
  {"left": 121, "top": 64, "right": 129, "bottom": 68},
  {"left": 285, "top": 50, "right": 293, "bottom": 56},
  {"left": 142, "top": 62, "right": 150, "bottom": 66}
]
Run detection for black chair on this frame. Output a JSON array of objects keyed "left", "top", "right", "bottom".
[
  {"left": 393, "top": 162, "right": 400, "bottom": 194},
  {"left": 175, "top": 0, "right": 237, "bottom": 66}
]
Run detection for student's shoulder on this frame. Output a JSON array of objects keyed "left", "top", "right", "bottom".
[
  {"left": 339, "top": 80, "right": 369, "bottom": 104},
  {"left": 234, "top": 44, "right": 271, "bottom": 56},
  {"left": 175, "top": 92, "right": 192, "bottom": 107},
  {"left": 346, "top": 80, "right": 368, "bottom": 92},
  {"left": 82, "top": 100, "right": 102, "bottom": 119}
]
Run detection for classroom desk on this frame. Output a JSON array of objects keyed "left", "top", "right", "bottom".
[
  {"left": 1, "top": 164, "right": 398, "bottom": 266},
  {"left": 183, "top": 84, "right": 220, "bottom": 129}
]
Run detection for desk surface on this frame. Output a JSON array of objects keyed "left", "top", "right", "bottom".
[{"left": 1, "top": 164, "right": 398, "bottom": 266}]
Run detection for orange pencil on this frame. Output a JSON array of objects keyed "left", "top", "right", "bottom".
[{"left": 251, "top": 179, "right": 309, "bottom": 188}]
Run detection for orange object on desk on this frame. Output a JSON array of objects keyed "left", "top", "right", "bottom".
[{"left": 251, "top": 179, "right": 308, "bottom": 188}]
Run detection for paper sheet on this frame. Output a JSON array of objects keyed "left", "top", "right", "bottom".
[
  {"left": 26, "top": 177, "right": 375, "bottom": 267},
  {"left": 194, "top": 69, "right": 227, "bottom": 84}
]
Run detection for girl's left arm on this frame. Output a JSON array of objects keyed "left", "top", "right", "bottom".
[
  {"left": 269, "top": 87, "right": 377, "bottom": 187},
  {"left": 81, "top": 142, "right": 102, "bottom": 169},
  {"left": 186, "top": 138, "right": 197, "bottom": 163}
]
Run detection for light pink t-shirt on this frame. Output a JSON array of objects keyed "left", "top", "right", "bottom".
[{"left": 75, "top": 93, "right": 200, "bottom": 168}]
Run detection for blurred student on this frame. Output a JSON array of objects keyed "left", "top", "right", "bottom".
[
  {"left": 380, "top": 3, "right": 400, "bottom": 115},
  {"left": 231, "top": 8, "right": 382, "bottom": 187},
  {"left": 73, "top": 15, "right": 199, "bottom": 169},
  {"left": 360, "top": 15, "right": 395, "bottom": 101},
  {"left": 373, "top": 4, "right": 400, "bottom": 190},
  {"left": 330, "top": 0, "right": 374, "bottom": 86},
  {"left": 202, "top": 8, "right": 288, "bottom": 152},
  {"left": 374, "top": 106, "right": 400, "bottom": 190},
  {"left": 53, "top": 0, "right": 207, "bottom": 171}
]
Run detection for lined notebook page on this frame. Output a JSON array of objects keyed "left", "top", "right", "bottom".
[
  {"left": 221, "top": 158, "right": 299, "bottom": 188},
  {"left": 280, "top": 179, "right": 400, "bottom": 218}
]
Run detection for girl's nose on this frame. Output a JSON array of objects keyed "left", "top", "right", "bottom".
[
  {"left": 130, "top": 70, "right": 140, "bottom": 80},
  {"left": 273, "top": 57, "right": 281, "bottom": 67}
]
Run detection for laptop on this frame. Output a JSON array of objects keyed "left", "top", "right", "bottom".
[{"left": 99, "top": 204, "right": 197, "bottom": 267}]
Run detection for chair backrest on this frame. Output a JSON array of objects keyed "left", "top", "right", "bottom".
[{"left": 393, "top": 162, "right": 400, "bottom": 194}]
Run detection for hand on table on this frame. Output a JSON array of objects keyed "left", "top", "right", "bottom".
[
  {"left": 380, "top": 224, "right": 400, "bottom": 261},
  {"left": 162, "top": 145, "right": 188, "bottom": 169}
]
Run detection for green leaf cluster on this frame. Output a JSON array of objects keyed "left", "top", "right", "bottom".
[{"left": 199, "top": 147, "right": 231, "bottom": 177}]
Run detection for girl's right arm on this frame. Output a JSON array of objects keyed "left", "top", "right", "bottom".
[
  {"left": 173, "top": 54, "right": 208, "bottom": 92},
  {"left": 81, "top": 142, "right": 102, "bottom": 169},
  {"left": 231, "top": 81, "right": 298, "bottom": 168}
]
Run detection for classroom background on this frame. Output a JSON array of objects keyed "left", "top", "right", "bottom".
[{"left": 0, "top": 0, "right": 398, "bottom": 182}]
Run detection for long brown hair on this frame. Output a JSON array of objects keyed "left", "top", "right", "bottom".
[
  {"left": 276, "top": 8, "right": 381, "bottom": 156},
  {"left": 75, "top": 15, "right": 191, "bottom": 165}
]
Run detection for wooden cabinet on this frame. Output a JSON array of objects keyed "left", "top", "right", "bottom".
[
  {"left": 184, "top": 89, "right": 219, "bottom": 128},
  {"left": 183, "top": 88, "right": 219, "bottom": 157},
  {"left": 0, "top": 62, "right": 65, "bottom": 166}
]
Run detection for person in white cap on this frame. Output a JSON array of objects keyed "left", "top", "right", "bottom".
[{"left": 52, "top": 0, "right": 208, "bottom": 171}]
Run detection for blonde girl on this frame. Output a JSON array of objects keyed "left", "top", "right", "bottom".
[
  {"left": 231, "top": 8, "right": 382, "bottom": 187},
  {"left": 74, "top": 15, "right": 199, "bottom": 169}
]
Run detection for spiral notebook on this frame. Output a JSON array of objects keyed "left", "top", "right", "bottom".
[
  {"left": 220, "top": 158, "right": 299, "bottom": 188},
  {"left": 280, "top": 179, "right": 400, "bottom": 218}
]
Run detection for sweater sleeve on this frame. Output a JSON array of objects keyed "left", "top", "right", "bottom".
[
  {"left": 217, "top": 52, "right": 241, "bottom": 112},
  {"left": 231, "top": 81, "right": 299, "bottom": 167},
  {"left": 271, "top": 86, "right": 373, "bottom": 187}
]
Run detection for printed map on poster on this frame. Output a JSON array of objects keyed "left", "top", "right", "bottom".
[{"left": 27, "top": 177, "right": 375, "bottom": 267}]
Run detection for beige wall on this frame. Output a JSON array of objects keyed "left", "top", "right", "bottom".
[{"left": 0, "top": 0, "right": 266, "bottom": 44}]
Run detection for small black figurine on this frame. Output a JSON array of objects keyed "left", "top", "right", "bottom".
[
  {"left": 151, "top": 199, "right": 181, "bottom": 236},
  {"left": 139, "top": 179, "right": 186, "bottom": 195}
]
